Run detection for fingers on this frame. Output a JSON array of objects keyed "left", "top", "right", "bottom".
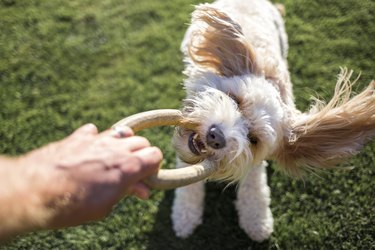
[
  {"left": 132, "top": 147, "right": 163, "bottom": 174},
  {"left": 129, "top": 182, "right": 150, "bottom": 199},
  {"left": 75, "top": 124, "right": 134, "bottom": 138},
  {"left": 74, "top": 124, "right": 163, "bottom": 194},
  {"left": 107, "top": 147, "right": 162, "bottom": 200},
  {"left": 102, "top": 126, "right": 151, "bottom": 151},
  {"left": 119, "top": 136, "right": 153, "bottom": 152},
  {"left": 101, "top": 126, "right": 134, "bottom": 138},
  {"left": 113, "top": 126, "right": 134, "bottom": 138},
  {"left": 118, "top": 147, "right": 162, "bottom": 189}
]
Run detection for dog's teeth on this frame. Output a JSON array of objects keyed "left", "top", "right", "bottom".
[
  {"left": 193, "top": 141, "right": 198, "bottom": 150},
  {"left": 190, "top": 133, "right": 207, "bottom": 155}
]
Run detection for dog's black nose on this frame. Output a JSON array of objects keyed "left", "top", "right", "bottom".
[{"left": 206, "top": 125, "right": 226, "bottom": 149}]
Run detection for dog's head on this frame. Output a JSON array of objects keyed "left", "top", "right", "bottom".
[
  {"left": 173, "top": 5, "right": 287, "bottom": 182},
  {"left": 173, "top": 75, "right": 286, "bottom": 182},
  {"left": 173, "top": 5, "right": 375, "bottom": 182}
]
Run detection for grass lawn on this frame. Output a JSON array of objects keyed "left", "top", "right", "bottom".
[{"left": 0, "top": 0, "right": 374, "bottom": 249}]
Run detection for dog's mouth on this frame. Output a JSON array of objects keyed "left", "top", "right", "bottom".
[{"left": 188, "top": 132, "right": 207, "bottom": 155}]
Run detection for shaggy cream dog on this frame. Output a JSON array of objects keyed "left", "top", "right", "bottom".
[{"left": 171, "top": 0, "right": 375, "bottom": 242}]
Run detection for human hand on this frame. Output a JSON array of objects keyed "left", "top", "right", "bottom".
[{"left": 13, "top": 124, "right": 162, "bottom": 231}]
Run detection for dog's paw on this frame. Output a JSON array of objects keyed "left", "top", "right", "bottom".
[
  {"left": 171, "top": 203, "right": 203, "bottom": 238},
  {"left": 237, "top": 205, "right": 274, "bottom": 242},
  {"left": 171, "top": 184, "right": 204, "bottom": 238}
]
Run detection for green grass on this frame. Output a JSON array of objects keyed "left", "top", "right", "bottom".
[{"left": 0, "top": 0, "right": 374, "bottom": 249}]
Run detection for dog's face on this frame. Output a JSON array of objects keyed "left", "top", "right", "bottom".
[{"left": 173, "top": 73, "right": 285, "bottom": 182}]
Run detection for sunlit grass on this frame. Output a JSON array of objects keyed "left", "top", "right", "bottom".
[{"left": 0, "top": 0, "right": 373, "bottom": 249}]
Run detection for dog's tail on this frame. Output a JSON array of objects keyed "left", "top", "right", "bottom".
[{"left": 275, "top": 68, "right": 375, "bottom": 176}]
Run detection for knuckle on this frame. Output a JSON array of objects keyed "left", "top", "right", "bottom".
[
  {"left": 147, "top": 147, "right": 163, "bottom": 165},
  {"left": 151, "top": 147, "right": 163, "bottom": 160},
  {"left": 108, "top": 171, "right": 123, "bottom": 185},
  {"left": 133, "top": 136, "right": 151, "bottom": 147},
  {"left": 122, "top": 156, "right": 142, "bottom": 174},
  {"left": 122, "top": 126, "right": 134, "bottom": 137}
]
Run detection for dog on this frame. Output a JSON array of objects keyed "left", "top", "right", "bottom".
[{"left": 170, "top": 0, "right": 375, "bottom": 242}]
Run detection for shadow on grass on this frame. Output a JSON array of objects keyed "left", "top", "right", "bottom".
[{"left": 146, "top": 181, "right": 273, "bottom": 250}]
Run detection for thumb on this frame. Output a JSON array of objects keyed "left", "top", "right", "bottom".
[{"left": 128, "top": 182, "right": 151, "bottom": 200}]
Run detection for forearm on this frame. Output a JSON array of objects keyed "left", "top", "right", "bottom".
[{"left": 0, "top": 156, "right": 54, "bottom": 241}]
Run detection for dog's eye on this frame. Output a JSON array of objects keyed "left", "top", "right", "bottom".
[{"left": 248, "top": 134, "right": 258, "bottom": 145}]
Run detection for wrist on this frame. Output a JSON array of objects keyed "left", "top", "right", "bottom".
[{"left": 0, "top": 153, "right": 56, "bottom": 240}]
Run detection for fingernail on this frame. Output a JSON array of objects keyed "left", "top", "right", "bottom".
[{"left": 112, "top": 126, "right": 133, "bottom": 138}]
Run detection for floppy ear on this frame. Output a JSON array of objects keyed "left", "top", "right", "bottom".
[
  {"left": 275, "top": 69, "right": 375, "bottom": 176},
  {"left": 187, "top": 4, "right": 260, "bottom": 77}
]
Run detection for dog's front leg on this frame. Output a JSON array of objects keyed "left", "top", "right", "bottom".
[
  {"left": 235, "top": 161, "right": 273, "bottom": 242},
  {"left": 171, "top": 158, "right": 205, "bottom": 238}
]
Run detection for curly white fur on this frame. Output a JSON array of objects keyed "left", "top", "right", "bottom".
[{"left": 172, "top": 0, "right": 375, "bottom": 242}]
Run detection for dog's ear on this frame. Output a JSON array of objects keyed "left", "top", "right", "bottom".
[
  {"left": 187, "top": 4, "right": 260, "bottom": 77},
  {"left": 274, "top": 69, "right": 375, "bottom": 176}
]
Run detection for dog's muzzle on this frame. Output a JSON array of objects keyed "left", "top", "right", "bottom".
[
  {"left": 113, "top": 109, "right": 220, "bottom": 190},
  {"left": 188, "top": 125, "right": 226, "bottom": 156}
]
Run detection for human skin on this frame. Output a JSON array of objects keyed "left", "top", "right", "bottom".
[{"left": 0, "top": 124, "right": 163, "bottom": 241}]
